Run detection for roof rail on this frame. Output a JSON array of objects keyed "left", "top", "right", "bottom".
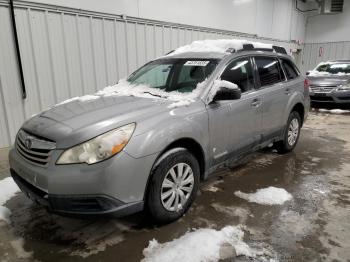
[{"left": 237, "top": 43, "right": 287, "bottom": 55}]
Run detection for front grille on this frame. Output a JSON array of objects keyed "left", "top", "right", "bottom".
[
  {"left": 16, "top": 130, "right": 55, "bottom": 167},
  {"left": 310, "top": 96, "right": 334, "bottom": 102},
  {"left": 310, "top": 85, "right": 337, "bottom": 93},
  {"left": 338, "top": 97, "right": 350, "bottom": 101}
]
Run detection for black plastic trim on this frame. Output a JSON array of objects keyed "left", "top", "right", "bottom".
[{"left": 9, "top": 0, "right": 26, "bottom": 99}]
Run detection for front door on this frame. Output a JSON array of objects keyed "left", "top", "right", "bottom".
[{"left": 206, "top": 56, "right": 263, "bottom": 166}]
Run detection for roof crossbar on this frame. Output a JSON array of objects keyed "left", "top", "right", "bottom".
[{"left": 272, "top": 45, "right": 287, "bottom": 54}]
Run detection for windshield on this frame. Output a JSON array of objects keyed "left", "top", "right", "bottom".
[
  {"left": 127, "top": 59, "right": 218, "bottom": 93},
  {"left": 315, "top": 63, "right": 350, "bottom": 74}
]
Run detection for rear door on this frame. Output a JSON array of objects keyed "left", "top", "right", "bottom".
[
  {"left": 206, "top": 56, "right": 263, "bottom": 165},
  {"left": 253, "top": 56, "right": 288, "bottom": 141}
]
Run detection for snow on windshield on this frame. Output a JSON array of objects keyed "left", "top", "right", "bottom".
[
  {"left": 55, "top": 79, "right": 208, "bottom": 109},
  {"left": 167, "top": 39, "right": 273, "bottom": 56},
  {"left": 308, "top": 61, "right": 350, "bottom": 76}
]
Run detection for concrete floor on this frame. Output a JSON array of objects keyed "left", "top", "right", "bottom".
[{"left": 0, "top": 111, "right": 350, "bottom": 261}]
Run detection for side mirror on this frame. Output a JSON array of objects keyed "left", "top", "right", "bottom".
[
  {"left": 306, "top": 71, "right": 310, "bottom": 76},
  {"left": 213, "top": 87, "right": 241, "bottom": 102}
]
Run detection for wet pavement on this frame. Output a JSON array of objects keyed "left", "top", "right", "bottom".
[{"left": 1, "top": 110, "right": 350, "bottom": 261}]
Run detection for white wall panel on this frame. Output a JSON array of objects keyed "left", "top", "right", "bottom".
[
  {"left": 306, "top": 1, "right": 350, "bottom": 43},
  {"left": 0, "top": 1, "right": 300, "bottom": 148},
  {"left": 78, "top": 16, "right": 98, "bottom": 94}
]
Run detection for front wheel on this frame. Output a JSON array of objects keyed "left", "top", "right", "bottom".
[
  {"left": 275, "top": 111, "right": 301, "bottom": 154},
  {"left": 146, "top": 149, "right": 200, "bottom": 224}
]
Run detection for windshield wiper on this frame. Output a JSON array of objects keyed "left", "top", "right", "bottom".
[{"left": 143, "top": 91, "right": 167, "bottom": 98}]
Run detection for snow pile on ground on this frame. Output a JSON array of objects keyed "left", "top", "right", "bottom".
[
  {"left": 207, "top": 80, "right": 239, "bottom": 103},
  {"left": 10, "top": 238, "right": 33, "bottom": 259},
  {"left": 234, "top": 186, "right": 292, "bottom": 205},
  {"left": 142, "top": 226, "right": 256, "bottom": 262},
  {"left": 0, "top": 177, "right": 20, "bottom": 223},
  {"left": 168, "top": 39, "right": 272, "bottom": 56},
  {"left": 55, "top": 79, "right": 207, "bottom": 109},
  {"left": 318, "top": 109, "right": 350, "bottom": 114}
]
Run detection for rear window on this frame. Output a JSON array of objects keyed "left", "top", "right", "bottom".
[
  {"left": 255, "top": 57, "right": 284, "bottom": 87},
  {"left": 281, "top": 59, "right": 299, "bottom": 80}
]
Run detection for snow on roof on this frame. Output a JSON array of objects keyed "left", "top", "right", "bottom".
[{"left": 168, "top": 39, "right": 273, "bottom": 56}]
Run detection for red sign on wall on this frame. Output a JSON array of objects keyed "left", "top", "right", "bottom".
[{"left": 319, "top": 47, "right": 324, "bottom": 57}]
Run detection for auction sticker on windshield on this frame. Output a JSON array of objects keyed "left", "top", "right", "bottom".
[{"left": 184, "top": 61, "right": 210, "bottom": 66}]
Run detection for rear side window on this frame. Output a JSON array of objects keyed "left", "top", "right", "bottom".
[
  {"left": 220, "top": 57, "right": 255, "bottom": 93},
  {"left": 255, "top": 57, "right": 284, "bottom": 87},
  {"left": 281, "top": 59, "right": 299, "bottom": 80}
]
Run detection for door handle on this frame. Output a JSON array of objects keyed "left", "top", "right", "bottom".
[{"left": 251, "top": 99, "right": 261, "bottom": 107}]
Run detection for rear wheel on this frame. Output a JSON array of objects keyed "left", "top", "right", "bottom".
[
  {"left": 275, "top": 111, "right": 301, "bottom": 154},
  {"left": 146, "top": 149, "right": 200, "bottom": 224}
]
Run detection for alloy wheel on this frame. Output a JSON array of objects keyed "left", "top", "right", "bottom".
[
  {"left": 287, "top": 118, "right": 299, "bottom": 146},
  {"left": 160, "top": 163, "right": 194, "bottom": 212}
]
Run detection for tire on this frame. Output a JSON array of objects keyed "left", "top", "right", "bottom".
[
  {"left": 274, "top": 111, "right": 301, "bottom": 154},
  {"left": 146, "top": 148, "right": 200, "bottom": 224}
]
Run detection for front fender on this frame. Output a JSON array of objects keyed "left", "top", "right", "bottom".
[{"left": 124, "top": 108, "right": 209, "bottom": 160}]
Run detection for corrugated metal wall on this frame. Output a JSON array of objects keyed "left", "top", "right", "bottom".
[
  {"left": 0, "top": 1, "right": 299, "bottom": 148},
  {"left": 301, "top": 41, "right": 350, "bottom": 73}
]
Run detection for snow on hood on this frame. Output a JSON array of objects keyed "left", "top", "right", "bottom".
[
  {"left": 55, "top": 79, "right": 207, "bottom": 109},
  {"left": 234, "top": 186, "right": 292, "bottom": 205},
  {"left": 0, "top": 177, "right": 20, "bottom": 223},
  {"left": 168, "top": 39, "right": 273, "bottom": 56},
  {"left": 142, "top": 226, "right": 262, "bottom": 262}
]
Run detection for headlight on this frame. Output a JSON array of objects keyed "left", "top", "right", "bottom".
[
  {"left": 57, "top": 123, "right": 135, "bottom": 165},
  {"left": 338, "top": 84, "right": 350, "bottom": 91}
]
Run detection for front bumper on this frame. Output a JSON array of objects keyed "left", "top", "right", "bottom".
[
  {"left": 9, "top": 147, "right": 158, "bottom": 216},
  {"left": 310, "top": 90, "right": 350, "bottom": 104},
  {"left": 11, "top": 169, "right": 143, "bottom": 216}
]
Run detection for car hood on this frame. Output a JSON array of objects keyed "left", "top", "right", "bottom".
[
  {"left": 22, "top": 95, "right": 175, "bottom": 148},
  {"left": 307, "top": 75, "right": 350, "bottom": 86}
]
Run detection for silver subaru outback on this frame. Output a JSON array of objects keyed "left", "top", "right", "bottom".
[{"left": 9, "top": 40, "right": 309, "bottom": 223}]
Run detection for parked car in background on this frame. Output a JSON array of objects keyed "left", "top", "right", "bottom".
[
  {"left": 9, "top": 40, "right": 309, "bottom": 223},
  {"left": 307, "top": 60, "right": 350, "bottom": 108}
]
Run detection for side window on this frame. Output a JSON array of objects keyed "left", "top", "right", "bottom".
[
  {"left": 221, "top": 57, "right": 254, "bottom": 93},
  {"left": 255, "top": 57, "right": 283, "bottom": 87},
  {"left": 281, "top": 59, "right": 299, "bottom": 80}
]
